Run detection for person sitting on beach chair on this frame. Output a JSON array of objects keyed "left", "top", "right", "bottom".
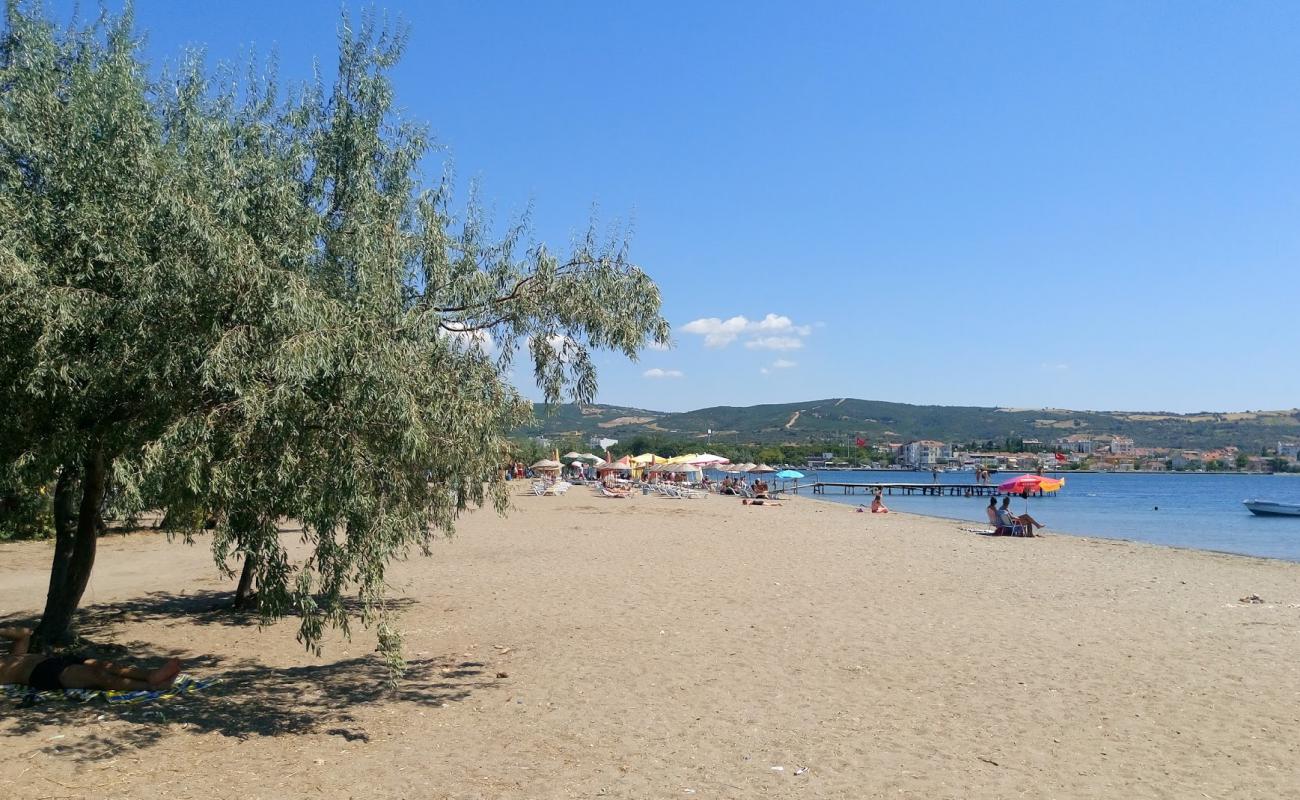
[
  {"left": 0, "top": 627, "right": 181, "bottom": 692},
  {"left": 998, "top": 496, "right": 1041, "bottom": 536},
  {"left": 986, "top": 497, "right": 1023, "bottom": 536}
]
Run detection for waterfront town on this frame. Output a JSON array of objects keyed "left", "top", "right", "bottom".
[{"left": 852, "top": 435, "right": 1300, "bottom": 473}]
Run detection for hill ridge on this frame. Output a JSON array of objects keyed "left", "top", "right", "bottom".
[{"left": 518, "top": 398, "right": 1300, "bottom": 451}]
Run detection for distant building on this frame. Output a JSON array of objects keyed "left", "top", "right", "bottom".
[
  {"left": 901, "top": 440, "right": 952, "bottom": 467},
  {"left": 1109, "top": 437, "right": 1135, "bottom": 456},
  {"left": 1055, "top": 434, "right": 1094, "bottom": 454},
  {"left": 1279, "top": 441, "right": 1300, "bottom": 459}
]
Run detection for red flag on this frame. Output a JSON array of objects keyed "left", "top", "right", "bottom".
[
  {"left": 1054, "top": 452, "right": 1067, "bottom": 462},
  {"left": 855, "top": 437, "right": 867, "bottom": 448}
]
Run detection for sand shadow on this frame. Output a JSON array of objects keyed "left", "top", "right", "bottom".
[
  {"left": 1, "top": 590, "right": 418, "bottom": 644},
  {"left": 2, "top": 653, "right": 501, "bottom": 762},
  {"left": 1, "top": 592, "right": 496, "bottom": 762}
]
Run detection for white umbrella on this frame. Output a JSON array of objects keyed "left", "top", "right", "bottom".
[
  {"left": 562, "top": 451, "right": 585, "bottom": 460},
  {"left": 688, "top": 453, "right": 730, "bottom": 466}
]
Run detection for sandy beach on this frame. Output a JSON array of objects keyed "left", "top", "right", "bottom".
[{"left": 2, "top": 489, "right": 1299, "bottom": 799}]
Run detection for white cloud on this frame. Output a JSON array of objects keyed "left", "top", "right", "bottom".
[
  {"left": 681, "top": 312, "right": 812, "bottom": 349},
  {"left": 771, "top": 359, "right": 797, "bottom": 369},
  {"left": 643, "top": 368, "right": 684, "bottom": 379},
  {"left": 680, "top": 315, "right": 751, "bottom": 348},
  {"left": 745, "top": 336, "right": 803, "bottom": 351},
  {"left": 646, "top": 340, "right": 672, "bottom": 351}
]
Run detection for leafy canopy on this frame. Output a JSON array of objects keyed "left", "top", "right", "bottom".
[{"left": 0, "top": 2, "right": 668, "bottom": 653}]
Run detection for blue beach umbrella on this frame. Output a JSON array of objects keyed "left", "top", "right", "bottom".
[{"left": 775, "top": 470, "right": 805, "bottom": 480}]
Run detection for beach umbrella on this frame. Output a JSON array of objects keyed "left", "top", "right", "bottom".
[
  {"left": 597, "top": 455, "right": 634, "bottom": 474},
  {"left": 996, "top": 473, "right": 1065, "bottom": 519},
  {"left": 562, "top": 451, "right": 585, "bottom": 460},
  {"left": 748, "top": 463, "right": 777, "bottom": 473},
  {"left": 530, "top": 459, "right": 562, "bottom": 473},
  {"left": 996, "top": 474, "right": 1065, "bottom": 495},
  {"left": 570, "top": 460, "right": 584, "bottom": 468},
  {"left": 775, "top": 469, "right": 804, "bottom": 480},
  {"left": 688, "top": 453, "right": 730, "bottom": 466}
]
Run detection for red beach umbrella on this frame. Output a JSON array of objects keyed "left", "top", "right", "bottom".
[
  {"left": 996, "top": 474, "right": 1065, "bottom": 494},
  {"left": 996, "top": 473, "right": 1065, "bottom": 519}
]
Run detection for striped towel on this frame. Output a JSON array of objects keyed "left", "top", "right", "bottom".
[{"left": 2, "top": 674, "right": 220, "bottom": 706}]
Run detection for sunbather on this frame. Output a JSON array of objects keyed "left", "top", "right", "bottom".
[
  {"left": 870, "top": 492, "right": 889, "bottom": 513},
  {"left": 742, "top": 498, "right": 782, "bottom": 506},
  {"left": 0, "top": 627, "right": 181, "bottom": 692}
]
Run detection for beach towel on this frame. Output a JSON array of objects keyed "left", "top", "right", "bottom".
[{"left": 2, "top": 674, "right": 219, "bottom": 707}]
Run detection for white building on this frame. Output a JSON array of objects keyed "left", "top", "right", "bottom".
[
  {"left": 1055, "top": 435, "right": 1094, "bottom": 454},
  {"left": 1279, "top": 441, "right": 1300, "bottom": 459},
  {"left": 901, "top": 440, "right": 952, "bottom": 467},
  {"left": 1109, "top": 437, "right": 1135, "bottom": 455}
]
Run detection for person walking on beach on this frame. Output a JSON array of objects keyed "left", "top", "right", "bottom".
[{"left": 0, "top": 627, "right": 181, "bottom": 692}]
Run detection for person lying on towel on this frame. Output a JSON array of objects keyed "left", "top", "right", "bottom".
[{"left": 0, "top": 626, "right": 181, "bottom": 692}]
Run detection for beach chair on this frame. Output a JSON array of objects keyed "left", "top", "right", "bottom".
[{"left": 986, "top": 506, "right": 1026, "bottom": 536}]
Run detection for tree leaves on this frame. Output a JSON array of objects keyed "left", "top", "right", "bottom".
[{"left": 0, "top": 3, "right": 667, "bottom": 659}]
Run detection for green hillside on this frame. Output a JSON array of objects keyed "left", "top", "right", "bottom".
[{"left": 518, "top": 398, "right": 1300, "bottom": 451}]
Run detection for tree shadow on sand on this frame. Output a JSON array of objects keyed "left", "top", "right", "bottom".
[{"left": 1, "top": 593, "right": 501, "bottom": 763}]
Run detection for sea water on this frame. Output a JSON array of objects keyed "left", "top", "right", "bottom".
[{"left": 770, "top": 470, "right": 1300, "bottom": 562}]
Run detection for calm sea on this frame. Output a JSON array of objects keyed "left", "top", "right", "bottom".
[{"left": 735, "top": 470, "right": 1300, "bottom": 562}]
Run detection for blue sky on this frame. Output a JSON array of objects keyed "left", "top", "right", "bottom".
[{"left": 48, "top": 1, "right": 1300, "bottom": 413}]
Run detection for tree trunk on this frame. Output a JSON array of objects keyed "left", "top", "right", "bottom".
[
  {"left": 34, "top": 449, "right": 108, "bottom": 648},
  {"left": 234, "top": 554, "right": 258, "bottom": 609}
]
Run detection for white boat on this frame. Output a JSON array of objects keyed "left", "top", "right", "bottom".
[{"left": 1243, "top": 500, "right": 1300, "bottom": 517}]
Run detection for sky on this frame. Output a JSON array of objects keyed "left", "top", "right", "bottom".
[{"left": 44, "top": 0, "right": 1300, "bottom": 413}]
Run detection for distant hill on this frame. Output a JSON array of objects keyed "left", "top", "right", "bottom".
[{"left": 517, "top": 398, "right": 1300, "bottom": 451}]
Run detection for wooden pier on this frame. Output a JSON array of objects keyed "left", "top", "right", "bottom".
[{"left": 805, "top": 482, "right": 1056, "bottom": 498}]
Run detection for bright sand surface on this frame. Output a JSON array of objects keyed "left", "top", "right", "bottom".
[{"left": 2, "top": 490, "right": 1299, "bottom": 799}]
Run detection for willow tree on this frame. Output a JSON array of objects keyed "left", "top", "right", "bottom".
[{"left": 0, "top": 3, "right": 668, "bottom": 652}]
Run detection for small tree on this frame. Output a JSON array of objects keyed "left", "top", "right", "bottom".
[{"left": 0, "top": 4, "right": 668, "bottom": 652}]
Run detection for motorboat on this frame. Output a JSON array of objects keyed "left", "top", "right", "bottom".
[{"left": 1243, "top": 499, "right": 1300, "bottom": 517}]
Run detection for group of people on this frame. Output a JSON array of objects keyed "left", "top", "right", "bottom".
[
  {"left": 719, "top": 476, "right": 768, "bottom": 497},
  {"left": 987, "top": 495, "right": 1043, "bottom": 536}
]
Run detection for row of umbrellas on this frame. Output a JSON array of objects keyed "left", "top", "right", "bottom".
[{"left": 532, "top": 451, "right": 814, "bottom": 480}]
